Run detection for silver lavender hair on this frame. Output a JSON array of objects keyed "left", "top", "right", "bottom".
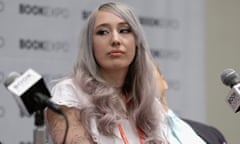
[{"left": 73, "top": 2, "right": 166, "bottom": 144}]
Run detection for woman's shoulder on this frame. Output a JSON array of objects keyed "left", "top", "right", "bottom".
[
  {"left": 50, "top": 78, "right": 91, "bottom": 109},
  {"left": 52, "top": 77, "right": 74, "bottom": 87},
  {"left": 51, "top": 78, "right": 77, "bottom": 94}
]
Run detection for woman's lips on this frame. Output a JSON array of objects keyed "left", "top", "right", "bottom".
[{"left": 108, "top": 50, "right": 124, "bottom": 56}]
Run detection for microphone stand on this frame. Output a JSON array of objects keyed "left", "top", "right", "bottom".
[{"left": 33, "top": 110, "right": 46, "bottom": 144}]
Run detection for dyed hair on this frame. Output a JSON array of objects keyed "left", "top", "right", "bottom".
[{"left": 73, "top": 2, "right": 166, "bottom": 143}]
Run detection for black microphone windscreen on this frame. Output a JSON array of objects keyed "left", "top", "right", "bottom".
[{"left": 4, "top": 72, "right": 20, "bottom": 87}]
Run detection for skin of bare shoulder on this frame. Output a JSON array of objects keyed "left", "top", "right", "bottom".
[{"left": 46, "top": 106, "right": 94, "bottom": 144}]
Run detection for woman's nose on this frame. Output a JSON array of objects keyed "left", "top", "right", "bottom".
[{"left": 111, "top": 31, "right": 121, "bottom": 47}]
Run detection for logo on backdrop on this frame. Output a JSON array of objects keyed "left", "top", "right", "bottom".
[
  {"left": 82, "top": 10, "right": 91, "bottom": 20},
  {"left": 19, "top": 38, "right": 70, "bottom": 53},
  {"left": 80, "top": 10, "right": 180, "bottom": 30},
  {"left": 19, "top": 141, "right": 32, "bottom": 144},
  {"left": 151, "top": 48, "right": 180, "bottom": 61},
  {"left": 0, "top": 1, "right": 4, "bottom": 13},
  {"left": 0, "top": 36, "right": 5, "bottom": 48},
  {"left": 19, "top": 3, "right": 70, "bottom": 19},
  {"left": 139, "top": 16, "right": 179, "bottom": 29}
]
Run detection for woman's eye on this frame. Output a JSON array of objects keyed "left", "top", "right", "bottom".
[
  {"left": 96, "top": 29, "right": 109, "bottom": 35},
  {"left": 119, "top": 27, "right": 131, "bottom": 34}
]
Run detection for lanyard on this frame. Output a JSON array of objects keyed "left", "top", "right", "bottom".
[
  {"left": 118, "top": 124, "right": 144, "bottom": 144},
  {"left": 119, "top": 92, "right": 144, "bottom": 144}
]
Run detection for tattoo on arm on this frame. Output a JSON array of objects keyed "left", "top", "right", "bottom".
[
  {"left": 47, "top": 107, "right": 94, "bottom": 144},
  {"left": 71, "top": 131, "right": 93, "bottom": 144},
  {"left": 49, "top": 115, "right": 66, "bottom": 139}
]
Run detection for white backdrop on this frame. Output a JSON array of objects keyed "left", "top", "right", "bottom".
[{"left": 0, "top": 0, "right": 205, "bottom": 143}]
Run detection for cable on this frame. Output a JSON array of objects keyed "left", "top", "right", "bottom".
[
  {"left": 34, "top": 93, "right": 69, "bottom": 144},
  {"left": 60, "top": 111, "right": 69, "bottom": 144}
]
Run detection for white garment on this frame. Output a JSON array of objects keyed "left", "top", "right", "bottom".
[
  {"left": 164, "top": 109, "right": 206, "bottom": 144},
  {"left": 47, "top": 78, "right": 207, "bottom": 144},
  {"left": 48, "top": 78, "right": 145, "bottom": 144}
]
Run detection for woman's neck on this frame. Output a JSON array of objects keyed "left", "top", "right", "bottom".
[{"left": 100, "top": 68, "right": 128, "bottom": 88}]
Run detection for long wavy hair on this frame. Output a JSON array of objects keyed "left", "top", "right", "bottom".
[{"left": 73, "top": 2, "right": 166, "bottom": 144}]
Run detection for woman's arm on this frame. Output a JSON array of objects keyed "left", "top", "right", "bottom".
[{"left": 46, "top": 106, "right": 94, "bottom": 144}]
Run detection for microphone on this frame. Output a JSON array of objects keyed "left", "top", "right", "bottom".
[
  {"left": 4, "top": 69, "right": 69, "bottom": 144},
  {"left": 221, "top": 68, "right": 240, "bottom": 113},
  {"left": 4, "top": 69, "right": 63, "bottom": 116}
]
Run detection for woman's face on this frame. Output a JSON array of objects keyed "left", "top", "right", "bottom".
[{"left": 92, "top": 10, "right": 136, "bottom": 72}]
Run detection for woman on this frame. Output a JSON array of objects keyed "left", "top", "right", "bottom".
[{"left": 46, "top": 2, "right": 166, "bottom": 144}]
